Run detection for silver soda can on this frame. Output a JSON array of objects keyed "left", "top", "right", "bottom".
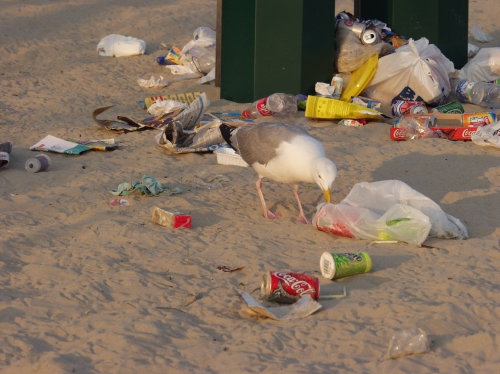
[
  {"left": 335, "top": 19, "right": 366, "bottom": 38},
  {"left": 25, "top": 154, "right": 51, "bottom": 173},
  {"left": 361, "top": 28, "right": 379, "bottom": 45}
]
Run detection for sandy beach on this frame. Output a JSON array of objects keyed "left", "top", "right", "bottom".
[{"left": 1, "top": 0, "right": 500, "bottom": 373}]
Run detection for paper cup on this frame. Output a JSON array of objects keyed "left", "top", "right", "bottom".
[
  {"left": 320, "top": 252, "right": 372, "bottom": 280},
  {"left": 25, "top": 154, "right": 51, "bottom": 173}
]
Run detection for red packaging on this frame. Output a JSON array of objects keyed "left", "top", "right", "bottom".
[
  {"left": 152, "top": 207, "right": 192, "bottom": 229},
  {"left": 390, "top": 127, "right": 478, "bottom": 141},
  {"left": 391, "top": 100, "right": 428, "bottom": 116},
  {"left": 261, "top": 271, "right": 320, "bottom": 304}
]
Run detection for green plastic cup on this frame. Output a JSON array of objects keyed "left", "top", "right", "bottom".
[{"left": 320, "top": 252, "right": 372, "bottom": 280}]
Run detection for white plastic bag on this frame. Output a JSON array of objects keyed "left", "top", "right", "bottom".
[
  {"left": 380, "top": 329, "right": 431, "bottom": 360},
  {"left": 313, "top": 180, "right": 468, "bottom": 246},
  {"left": 458, "top": 47, "right": 500, "bottom": 82},
  {"left": 363, "top": 38, "right": 455, "bottom": 106},
  {"left": 97, "top": 34, "right": 146, "bottom": 57},
  {"left": 471, "top": 122, "right": 500, "bottom": 149},
  {"left": 470, "top": 25, "right": 494, "bottom": 43},
  {"left": 181, "top": 27, "right": 216, "bottom": 53}
]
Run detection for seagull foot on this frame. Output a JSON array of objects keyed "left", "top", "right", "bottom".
[
  {"left": 263, "top": 209, "right": 282, "bottom": 220},
  {"left": 296, "top": 215, "right": 312, "bottom": 225}
]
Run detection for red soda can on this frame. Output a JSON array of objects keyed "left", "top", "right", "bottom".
[
  {"left": 261, "top": 271, "right": 320, "bottom": 304},
  {"left": 391, "top": 100, "right": 428, "bottom": 116}
]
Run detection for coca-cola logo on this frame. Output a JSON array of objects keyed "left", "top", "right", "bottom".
[
  {"left": 393, "top": 129, "right": 405, "bottom": 138},
  {"left": 463, "top": 129, "right": 476, "bottom": 137},
  {"left": 274, "top": 272, "right": 315, "bottom": 296}
]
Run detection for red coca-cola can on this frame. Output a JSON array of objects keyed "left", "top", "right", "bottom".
[
  {"left": 391, "top": 100, "right": 428, "bottom": 116},
  {"left": 261, "top": 271, "right": 320, "bottom": 304}
]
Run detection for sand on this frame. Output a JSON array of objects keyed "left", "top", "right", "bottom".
[{"left": 1, "top": 0, "right": 499, "bottom": 373}]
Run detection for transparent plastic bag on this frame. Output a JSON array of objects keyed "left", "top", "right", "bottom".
[
  {"left": 470, "top": 25, "right": 494, "bottom": 43},
  {"left": 313, "top": 180, "right": 468, "bottom": 245},
  {"left": 395, "top": 116, "right": 440, "bottom": 141},
  {"left": 381, "top": 328, "right": 431, "bottom": 360},
  {"left": 335, "top": 26, "right": 394, "bottom": 74}
]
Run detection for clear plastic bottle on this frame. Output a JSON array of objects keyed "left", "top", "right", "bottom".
[
  {"left": 450, "top": 77, "right": 500, "bottom": 109},
  {"left": 242, "top": 93, "right": 298, "bottom": 119}
]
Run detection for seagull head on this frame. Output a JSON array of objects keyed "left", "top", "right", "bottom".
[{"left": 312, "top": 157, "right": 337, "bottom": 203}]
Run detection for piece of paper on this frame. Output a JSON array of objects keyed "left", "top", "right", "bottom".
[
  {"left": 240, "top": 292, "right": 322, "bottom": 320},
  {"left": 30, "top": 135, "right": 92, "bottom": 154}
]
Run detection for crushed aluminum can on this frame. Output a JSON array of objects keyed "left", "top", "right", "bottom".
[{"left": 261, "top": 271, "right": 320, "bottom": 304}]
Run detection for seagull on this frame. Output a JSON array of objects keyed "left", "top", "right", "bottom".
[{"left": 219, "top": 121, "right": 337, "bottom": 224}]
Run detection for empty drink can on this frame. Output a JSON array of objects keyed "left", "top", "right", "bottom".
[
  {"left": 335, "top": 19, "right": 366, "bottom": 38},
  {"left": 25, "top": 154, "right": 51, "bottom": 173},
  {"left": 431, "top": 101, "right": 465, "bottom": 114},
  {"left": 361, "top": 28, "right": 379, "bottom": 45},
  {"left": 392, "top": 100, "right": 428, "bottom": 117},
  {"left": 261, "top": 271, "right": 320, "bottom": 304},
  {"left": 320, "top": 252, "right": 372, "bottom": 280}
]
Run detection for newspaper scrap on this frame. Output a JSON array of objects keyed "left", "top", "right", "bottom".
[
  {"left": 66, "top": 138, "right": 118, "bottom": 151},
  {"left": 240, "top": 292, "right": 322, "bottom": 321},
  {"left": 30, "top": 135, "right": 92, "bottom": 154},
  {"left": 201, "top": 112, "right": 254, "bottom": 126},
  {"left": 92, "top": 106, "right": 144, "bottom": 132}
]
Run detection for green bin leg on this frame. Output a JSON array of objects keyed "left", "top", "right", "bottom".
[{"left": 354, "top": 0, "right": 468, "bottom": 69}]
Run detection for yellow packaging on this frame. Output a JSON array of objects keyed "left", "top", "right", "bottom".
[{"left": 305, "top": 95, "right": 386, "bottom": 120}]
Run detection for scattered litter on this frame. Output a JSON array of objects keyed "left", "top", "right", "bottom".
[
  {"left": 261, "top": 271, "right": 320, "bottom": 304},
  {"left": 240, "top": 292, "right": 322, "bottom": 321},
  {"left": 458, "top": 47, "right": 500, "bottom": 82},
  {"left": 140, "top": 92, "right": 201, "bottom": 109},
  {"left": 380, "top": 328, "right": 430, "bottom": 360},
  {"left": 214, "top": 147, "right": 249, "bottom": 167},
  {"left": 111, "top": 175, "right": 182, "bottom": 197},
  {"left": 67, "top": 138, "right": 118, "bottom": 151},
  {"left": 152, "top": 206, "right": 192, "bottom": 229},
  {"left": 0, "top": 141, "right": 13, "bottom": 169},
  {"left": 313, "top": 180, "right": 468, "bottom": 246},
  {"left": 471, "top": 122, "right": 500, "bottom": 149},
  {"left": 97, "top": 34, "right": 146, "bottom": 57},
  {"left": 92, "top": 106, "right": 144, "bottom": 132},
  {"left": 147, "top": 100, "right": 187, "bottom": 116},
  {"left": 216, "top": 266, "right": 244, "bottom": 272},
  {"left": 30, "top": 135, "right": 92, "bottom": 154},
  {"left": 319, "top": 252, "right": 372, "bottom": 280},
  {"left": 470, "top": 25, "right": 494, "bottom": 43},
  {"left": 25, "top": 154, "right": 51, "bottom": 173},
  {"left": 137, "top": 75, "right": 168, "bottom": 88},
  {"left": 109, "top": 198, "right": 129, "bottom": 206}
]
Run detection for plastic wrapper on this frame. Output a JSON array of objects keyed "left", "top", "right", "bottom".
[
  {"left": 147, "top": 100, "right": 187, "bottom": 116},
  {"left": 381, "top": 329, "right": 430, "bottom": 360},
  {"left": 458, "top": 47, "right": 500, "bottom": 82},
  {"left": 395, "top": 116, "right": 442, "bottom": 141},
  {"left": 305, "top": 95, "right": 389, "bottom": 120},
  {"left": 470, "top": 25, "right": 494, "bottom": 43},
  {"left": 137, "top": 76, "right": 168, "bottom": 88},
  {"left": 334, "top": 26, "right": 394, "bottom": 73},
  {"left": 313, "top": 180, "right": 468, "bottom": 246},
  {"left": 471, "top": 122, "right": 500, "bottom": 149}
]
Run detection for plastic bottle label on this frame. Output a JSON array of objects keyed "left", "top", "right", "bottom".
[{"left": 455, "top": 80, "right": 475, "bottom": 103}]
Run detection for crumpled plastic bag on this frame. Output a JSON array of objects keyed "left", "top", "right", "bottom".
[
  {"left": 97, "top": 34, "right": 146, "bottom": 57},
  {"left": 470, "top": 25, "right": 494, "bottom": 43},
  {"left": 458, "top": 47, "right": 500, "bottom": 82},
  {"left": 363, "top": 38, "right": 455, "bottom": 106},
  {"left": 137, "top": 75, "right": 168, "bottom": 88},
  {"left": 471, "top": 122, "right": 500, "bottom": 149},
  {"left": 147, "top": 100, "right": 187, "bottom": 116},
  {"left": 313, "top": 180, "right": 468, "bottom": 246},
  {"left": 468, "top": 43, "right": 480, "bottom": 58},
  {"left": 181, "top": 27, "right": 216, "bottom": 53},
  {"left": 380, "top": 328, "right": 431, "bottom": 360}
]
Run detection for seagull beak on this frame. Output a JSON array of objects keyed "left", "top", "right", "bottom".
[{"left": 323, "top": 188, "right": 331, "bottom": 203}]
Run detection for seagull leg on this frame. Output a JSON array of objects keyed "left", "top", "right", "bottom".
[
  {"left": 294, "top": 185, "right": 312, "bottom": 224},
  {"left": 256, "top": 177, "right": 282, "bottom": 220}
]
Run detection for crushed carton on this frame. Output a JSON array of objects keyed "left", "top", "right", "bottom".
[{"left": 152, "top": 207, "right": 192, "bottom": 229}]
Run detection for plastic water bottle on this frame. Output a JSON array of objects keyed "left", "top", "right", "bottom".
[
  {"left": 242, "top": 93, "right": 298, "bottom": 119},
  {"left": 450, "top": 77, "right": 500, "bottom": 109}
]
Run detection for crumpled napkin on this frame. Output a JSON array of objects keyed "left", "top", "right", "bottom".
[{"left": 111, "top": 175, "right": 182, "bottom": 196}]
